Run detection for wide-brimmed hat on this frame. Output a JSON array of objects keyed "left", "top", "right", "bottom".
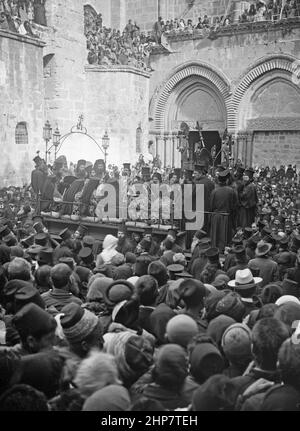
[
  {"left": 228, "top": 268, "right": 262, "bottom": 290},
  {"left": 255, "top": 241, "right": 272, "bottom": 257}
]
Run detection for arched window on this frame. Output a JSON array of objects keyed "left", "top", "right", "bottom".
[
  {"left": 15, "top": 122, "right": 28, "bottom": 145},
  {"left": 43, "top": 53, "right": 55, "bottom": 78}
]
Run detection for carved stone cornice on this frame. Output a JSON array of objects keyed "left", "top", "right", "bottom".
[
  {"left": 247, "top": 117, "right": 300, "bottom": 131},
  {"left": 0, "top": 28, "right": 45, "bottom": 47},
  {"left": 208, "top": 17, "right": 300, "bottom": 39},
  {"left": 85, "top": 65, "right": 150, "bottom": 78}
]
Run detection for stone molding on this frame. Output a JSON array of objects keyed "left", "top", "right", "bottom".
[
  {"left": 209, "top": 17, "right": 300, "bottom": 39},
  {"left": 85, "top": 64, "right": 150, "bottom": 78},
  {"left": 229, "top": 54, "right": 299, "bottom": 131},
  {"left": 149, "top": 61, "right": 231, "bottom": 132},
  {"left": 0, "top": 28, "right": 45, "bottom": 47}
]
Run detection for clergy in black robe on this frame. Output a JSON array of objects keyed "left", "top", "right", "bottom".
[
  {"left": 31, "top": 156, "right": 47, "bottom": 197},
  {"left": 60, "top": 179, "right": 85, "bottom": 216},
  {"left": 79, "top": 177, "right": 100, "bottom": 216},
  {"left": 238, "top": 168, "right": 258, "bottom": 228},
  {"left": 40, "top": 175, "right": 56, "bottom": 212},
  {"left": 210, "top": 170, "right": 238, "bottom": 253},
  {"left": 193, "top": 163, "right": 215, "bottom": 232}
]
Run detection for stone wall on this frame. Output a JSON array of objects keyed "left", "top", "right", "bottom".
[
  {"left": 252, "top": 131, "right": 300, "bottom": 168},
  {"left": 83, "top": 66, "right": 150, "bottom": 167},
  {"left": 41, "top": 0, "right": 87, "bottom": 138},
  {"left": 0, "top": 31, "right": 45, "bottom": 187}
]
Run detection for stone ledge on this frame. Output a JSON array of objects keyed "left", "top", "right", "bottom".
[
  {"left": 85, "top": 64, "right": 150, "bottom": 78},
  {"left": 208, "top": 17, "right": 300, "bottom": 39},
  {"left": 0, "top": 28, "right": 45, "bottom": 47}
]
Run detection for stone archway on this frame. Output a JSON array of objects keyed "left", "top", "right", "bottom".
[
  {"left": 149, "top": 61, "right": 231, "bottom": 132},
  {"left": 229, "top": 54, "right": 300, "bottom": 131},
  {"left": 233, "top": 54, "right": 300, "bottom": 167}
]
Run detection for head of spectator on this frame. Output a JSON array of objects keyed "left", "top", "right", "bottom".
[
  {"left": 207, "top": 315, "right": 236, "bottom": 351},
  {"left": 188, "top": 335, "right": 225, "bottom": 385},
  {"left": 278, "top": 338, "right": 300, "bottom": 392},
  {"left": 135, "top": 275, "right": 158, "bottom": 306},
  {"left": 148, "top": 261, "right": 168, "bottom": 287},
  {"left": 0, "top": 384, "right": 48, "bottom": 411},
  {"left": 12, "top": 303, "right": 57, "bottom": 354},
  {"left": 10, "top": 352, "right": 65, "bottom": 399},
  {"left": 82, "top": 385, "right": 131, "bottom": 412},
  {"left": 151, "top": 344, "right": 188, "bottom": 393},
  {"left": 192, "top": 374, "right": 238, "bottom": 411},
  {"left": 8, "top": 257, "right": 32, "bottom": 281},
  {"left": 134, "top": 255, "right": 152, "bottom": 277},
  {"left": 274, "top": 302, "right": 300, "bottom": 332},
  {"left": 34, "top": 265, "right": 52, "bottom": 294},
  {"left": 221, "top": 323, "right": 252, "bottom": 373},
  {"left": 50, "top": 263, "right": 72, "bottom": 291},
  {"left": 74, "top": 351, "right": 120, "bottom": 399},
  {"left": 179, "top": 278, "right": 207, "bottom": 314},
  {"left": 60, "top": 303, "right": 103, "bottom": 358},
  {"left": 260, "top": 283, "right": 283, "bottom": 305},
  {"left": 251, "top": 317, "right": 290, "bottom": 371},
  {"left": 166, "top": 314, "right": 198, "bottom": 349}
]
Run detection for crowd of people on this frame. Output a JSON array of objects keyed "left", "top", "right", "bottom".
[
  {"left": 152, "top": 0, "right": 300, "bottom": 43},
  {"left": 0, "top": 152, "right": 300, "bottom": 410},
  {"left": 239, "top": 0, "right": 300, "bottom": 23},
  {"left": 0, "top": 0, "right": 46, "bottom": 37},
  {"left": 85, "top": 15, "right": 154, "bottom": 72}
]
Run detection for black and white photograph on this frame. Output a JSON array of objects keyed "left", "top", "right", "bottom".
[{"left": 0, "top": 0, "right": 300, "bottom": 414}]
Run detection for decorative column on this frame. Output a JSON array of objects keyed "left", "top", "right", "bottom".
[
  {"left": 163, "top": 134, "right": 168, "bottom": 168},
  {"left": 171, "top": 133, "right": 176, "bottom": 168}
]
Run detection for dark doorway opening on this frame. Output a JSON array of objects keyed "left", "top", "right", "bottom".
[{"left": 187, "top": 131, "right": 222, "bottom": 168}]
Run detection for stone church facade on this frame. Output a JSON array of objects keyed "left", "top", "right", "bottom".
[{"left": 0, "top": 0, "right": 299, "bottom": 186}]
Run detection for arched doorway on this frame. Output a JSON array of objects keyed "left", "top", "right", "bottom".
[
  {"left": 232, "top": 54, "right": 300, "bottom": 167},
  {"left": 149, "top": 61, "right": 230, "bottom": 168}
]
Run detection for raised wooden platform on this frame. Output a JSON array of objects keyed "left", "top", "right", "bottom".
[{"left": 43, "top": 216, "right": 178, "bottom": 243}]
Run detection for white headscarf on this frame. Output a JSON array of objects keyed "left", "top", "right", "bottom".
[{"left": 100, "top": 235, "right": 118, "bottom": 264}]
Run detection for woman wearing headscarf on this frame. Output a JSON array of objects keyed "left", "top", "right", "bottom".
[
  {"left": 74, "top": 351, "right": 120, "bottom": 400},
  {"left": 96, "top": 235, "right": 120, "bottom": 267},
  {"left": 83, "top": 277, "right": 113, "bottom": 319}
]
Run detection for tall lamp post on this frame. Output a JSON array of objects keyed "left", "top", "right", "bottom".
[
  {"left": 52, "top": 126, "right": 61, "bottom": 161},
  {"left": 102, "top": 131, "right": 110, "bottom": 166},
  {"left": 43, "top": 120, "right": 52, "bottom": 163}
]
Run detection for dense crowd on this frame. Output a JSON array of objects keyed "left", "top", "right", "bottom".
[
  {"left": 153, "top": 0, "right": 300, "bottom": 43},
  {"left": 0, "top": 153, "right": 300, "bottom": 410},
  {"left": 239, "top": 0, "right": 300, "bottom": 22},
  {"left": 85, "top": 15, "right": 154, "bottom": 72},
  {"left": 0, "top": 0, "right": 46, "bottom": 36}
]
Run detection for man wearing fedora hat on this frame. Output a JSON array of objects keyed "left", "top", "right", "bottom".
[
  {"left": 228, "top": 268, "right": 263, "bottom": 317},
  {"left": 248, "top": 241, "right": 279, "bottom": 288},
  {"left": 227, "top": 245, "right": 250, "bottom": 280}
]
